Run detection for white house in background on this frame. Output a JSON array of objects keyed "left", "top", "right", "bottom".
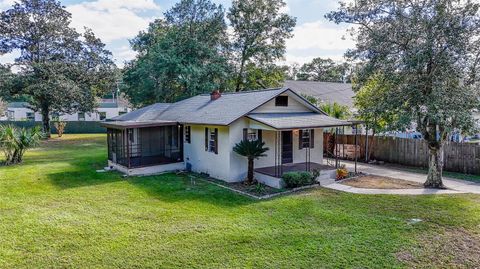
[
  {"left": 0, "top": 99, "right": 130, "bottom": 122},
  {"left": 102, "top": 88, "right": 355, "bottom": 188}
]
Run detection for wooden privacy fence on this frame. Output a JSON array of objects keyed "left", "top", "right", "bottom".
[{"left": 327, "top": 134, "right": 480, "bottom": 175}]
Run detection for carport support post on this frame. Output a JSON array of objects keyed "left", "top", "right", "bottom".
[
  {"left": 365, "top": 124, "right": 369, "bottom": 163},
  {"left": 335, "top": 127, "right": 339, "bottom": 168},
  {"left": 354, "top": 124, "right": 358, "bottom": 174}
]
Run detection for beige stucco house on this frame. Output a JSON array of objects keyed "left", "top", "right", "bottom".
[{"left": 102, "top": 88, "right": 354, "bottom": 188}]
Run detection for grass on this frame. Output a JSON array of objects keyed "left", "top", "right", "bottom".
[{"left": 1, "top": 134, "right": 480, "bottom": 268}]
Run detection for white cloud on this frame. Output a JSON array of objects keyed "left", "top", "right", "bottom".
[
  {"left": 78, "top": 0, "right": 160, "bottom": 11},
  {"left": 0, "top": 50, "right": 20, "bottom": 65},
  {"left": 287, "top": 20, "right": 355, "bottom": 51},
  {"left": 111, "top": 46, "right": 138, "bottom": 67},
  {"left": 282, "top": 53, "right": 347, "bottom": 66},
  {"left": 0, "top": 0, "right": 14, "bottom": 10},
  {"left": 67, "top": 0, "right": 160, "bottom": 43}
]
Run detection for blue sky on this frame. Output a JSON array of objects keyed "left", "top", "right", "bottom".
[{"left": 0, "top": 0, "right": 355, "bottom": 67}]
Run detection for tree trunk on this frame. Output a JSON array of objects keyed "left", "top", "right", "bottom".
[
  {"left": 235, "top": 48, "right": 247, "bottom": 92},
  {"left": 367, "top": 130, "right": 376, "bottom": 162},
  {"left": 246, "top": 158, "right": 254, "bottom": 184},
  {"left": 424, "top": 146, "right": 445, "bottom": 189},
  {"left": 41, "top": 107, "right": 51, "bottom": 138}
]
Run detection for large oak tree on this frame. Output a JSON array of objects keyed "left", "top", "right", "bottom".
[
  {"left": 228, "top": 0, "right": 296, "bottom": 91},
  {"left": 0, "top": 0, "right": 116, "bottom": 137},
  {"left": 328, "top": 0, "right": 480, "bottom": 188},
  {"left": 122, "top": 0, "right": 230, "bottom": 106}
]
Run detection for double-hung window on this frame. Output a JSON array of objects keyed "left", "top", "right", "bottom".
[
  {"left": 299, "top": 129, "right": 315, "bottom": 149},
  {"left": 205, "top": 127, "right": 218, "bottom": 154},
  {"left": 78, "top": 112, "right": 86, "bottom": 121},
  {"left": 26, "top": 112, "right": 35, "bottom": 121},
  {"left": 243, "top": 128, "right": 263, "bottom": 142}
]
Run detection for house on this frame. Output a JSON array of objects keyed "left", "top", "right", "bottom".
[
  {"left": 0, "top": 99, "right": 130, "bottom": 122},
  {"left": 283, "top": 80, "right": 355, "bottom": 108},
  {"left": 102, "top": 88, "right": 355, "bottom": 188}
]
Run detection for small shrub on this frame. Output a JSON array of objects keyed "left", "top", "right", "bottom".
[
  {"left": 53, "top": 121, "right": 67, "bottom": 137},
  {"left": 336, "top": 167, "right": 349, "bottom": 180},
  {"left": 282, "top": 171, "right": 315, "bottom": 188}
]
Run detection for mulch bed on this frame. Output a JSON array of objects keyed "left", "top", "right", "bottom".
[
  {"left": 201, "top": 176, "right": 285, "bottom": 196},
  {"left": 341, "top": 175, "right": 424, "bottom": 189}
]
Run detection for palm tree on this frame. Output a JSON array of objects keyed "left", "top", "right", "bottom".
[
  {"left": 319, "top": 102, "right": 351, "bottom": 120},
  {"left": 0, "top": 125, "right": 42, "bottom": 165},
  {"left": 233, "top": 139, "right": 269, "bottom": 185}
]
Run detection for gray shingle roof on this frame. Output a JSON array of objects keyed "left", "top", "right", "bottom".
[
  {"left": 112, "top": 103, "right": 171, "bottom": 121},
  {"left": 106, "top": 87, "right": 353, "bottom": 128},
  {"left": 247, "top": 113, "right": 352, "bottom": 129},
  {"left": 7, "top": 102, "right": 29, "bottom": 108},
  {"left": 284, "top": 80, "right": 354, "bottom": 107},
  {"left": 112, "top": 88, "right": 294, "bottom": 125}
]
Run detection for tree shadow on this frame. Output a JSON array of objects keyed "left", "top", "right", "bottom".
[
  {"left": 47, "top": 169, "right": 125, "bottom": 189},
  {"left": 126, "top": 173, "right": 256, "bottom": 207},
  {"left": 47, "top": 161, "right": 255, "bottom": 207}
]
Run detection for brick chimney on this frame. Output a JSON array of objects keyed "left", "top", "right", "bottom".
[{"left": 210, "top": 90, "right": 222, "bottom": 101}]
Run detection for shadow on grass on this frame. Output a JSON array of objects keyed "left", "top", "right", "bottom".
[
  {"left": 127, "top": 173, "right": 255, "bottom": 207},
  {"left": 47, "top": 169, "right": 125, "bottom": 189}
]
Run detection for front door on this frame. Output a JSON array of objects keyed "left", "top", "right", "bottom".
[{"left": 282, "top": 131, "right": 293, "bottom": 164}]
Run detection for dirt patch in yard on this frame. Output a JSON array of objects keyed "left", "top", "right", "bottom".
[
  {"left": 397, "top": 228, "right": 480, "bottom": 268},
  {"left": 341, "top": 175, "right": 424, "bottom": 189}
]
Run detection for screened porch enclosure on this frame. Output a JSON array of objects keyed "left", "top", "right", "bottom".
[{"left": 107, "top": 125, "right": 183, "bottom": 168}]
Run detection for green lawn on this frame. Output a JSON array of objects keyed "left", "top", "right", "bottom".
[{"left": 1, "top": 134, "right": 479, "bottom": 268}]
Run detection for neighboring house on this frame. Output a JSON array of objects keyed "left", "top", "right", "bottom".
[
  {"left": 0, "top": 99, "right": 130, "bottom": 122},
  {"left": 102, "top": 88, "right": 354, "bottom": 188},
  {"left": 284, "top": 80, "right": 358, "bottom": 134},
  {"left": 284, "top": 80, "right": 355, "bottom": 108}
]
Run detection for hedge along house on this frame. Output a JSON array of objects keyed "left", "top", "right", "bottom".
[{"left": 102, "top": 88, "right": 355, "bottom": 188}]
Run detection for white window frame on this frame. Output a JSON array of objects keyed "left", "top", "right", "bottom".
[
  {"left": 208, "top": 129, "right": 216, "bottom": 153},
  {"left": 78, "top": 112, "right": 86, "bottom": 121}
]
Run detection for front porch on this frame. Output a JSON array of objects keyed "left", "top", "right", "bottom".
[
  {"left": 254, "top": 162, "right": 337, "bottom": 189},
  {"left": 255, "top": 162, "right": 334, "bottom": 177}
]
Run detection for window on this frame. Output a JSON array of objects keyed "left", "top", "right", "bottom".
[
  {"left": 299, "top": 129, "right": 314, "bottom": 149},
  {"left": 99, "top": 112, "right": 107, "bottom": 121},
  {"left": 26, "top": 112, "right": 35, "bottom": 121},
  {"left": 243, "top": 128, "right": 262, "bottom": 142},
  {"left": 7, "top": 110, "right": 15, "bottom": 121},
  {"left": 119, "top": 111, "right": 127, "bottom": 116},
  {"left": 185, "top": 126, "right": 191, "bottom": 143},
  {"left": 78, "top": 112, "right": 85, "bottom": 121},
  {"left": 205, "top": 127, "right": 218, "bottom": 154},
  {"left": 275, "top": 96, "right": 288, "bottom": 107},
  {"left": 51, "top": 112, "right": 60, "bottom": 121}
]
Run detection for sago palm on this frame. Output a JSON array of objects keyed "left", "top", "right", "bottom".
[
  {"left": 0, "top": 125, "right": 42, "bottom": 165},
  {"left": 233, "top": 139, "right": 269, "bottom": 184}
]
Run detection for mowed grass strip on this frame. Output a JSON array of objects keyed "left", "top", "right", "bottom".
[{"left": 0, "top": 134, "right": 479, "bottom": 268}]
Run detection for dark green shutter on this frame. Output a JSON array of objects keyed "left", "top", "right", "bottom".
[
  {"left": 205, "top": 127, "right": 208, "bottom": 151},
  {"left": 243, "top": 128, "right": 248, "bottom": 141},
  {"left": 310, "top": 129, "right": 315, "bottom": 148},
  {"left": 214, "top": 128, "right": 218, "bottom": 154},
  {"left": 257, "top": 129, "right": 262, "bottom": 142},
  {"left": 298, "top": 130, "right": 303, "bottom": 149}
]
